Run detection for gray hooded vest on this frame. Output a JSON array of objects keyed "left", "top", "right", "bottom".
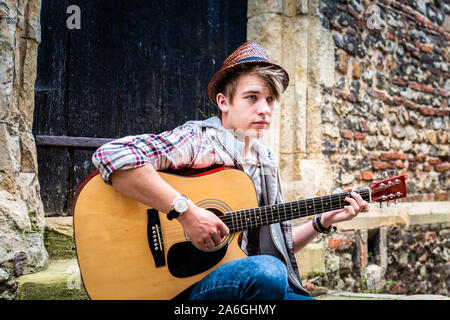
[{"left": 186, "top": 117, "right": 309, "bottom": 296}]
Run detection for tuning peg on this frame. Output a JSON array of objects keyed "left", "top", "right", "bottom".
[
  {"left": 382, "top": 171, "right": 388, "bottom": 178},
  {"left": 379, "top": 202, "right": 383, "bottom": 209},
  {"left": 389, "top": 170, "right": 396, "bottom": 177},
  {"left": 394, "top": 199, "right": 398, "bottom": 204},
  {"left": 386, "top": 201, "right": 391, "bottom": 207}
]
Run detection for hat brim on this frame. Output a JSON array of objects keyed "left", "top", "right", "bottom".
[{"left": 207, "top": 60, "right": 289, "bottom": 106}]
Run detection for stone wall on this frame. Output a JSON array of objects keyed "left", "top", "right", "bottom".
[
  {"left": 249, "top": 0, "right": 449, "bottom": 200},
  {"left": 384, "top": 224, "right": 449, "bottom": 295},
  {"left": 297, "top": 202, "right": 449, "bottom": 296},
  {"left": 247, "top": 0, "right": 449, "bottom": 297},
  {"left": 248, "top": 0, "right": 337, "bottom": 200},
  {"left": 319, "top": 0, "right": 449, "bottom": 200},
  {"left": 0, "top": 0, "right": 48, "bottom": 299},
  {"left": 304, "top": 225, "right": 450, "bottom": 296}
]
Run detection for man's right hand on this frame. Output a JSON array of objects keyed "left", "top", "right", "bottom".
[{"left": 176, "top": 202, "right": 229, "bottom": 251}]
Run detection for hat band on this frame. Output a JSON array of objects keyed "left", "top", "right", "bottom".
[{"left": 232, "top": 56, "right": 269, "bottom": 65}]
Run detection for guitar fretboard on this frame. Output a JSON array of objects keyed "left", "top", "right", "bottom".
[{"left": 220, "top": 188, "right": 371, "bottom": 233}]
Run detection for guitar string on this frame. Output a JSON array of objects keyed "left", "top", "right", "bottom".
[
  {"left": 159, "top": 189, "right": 393, "bottom": 246},
  {"left": 159, "top": 191, "right": 362, "bottom": 235},
  {"left": 158, "top": 185, "right": 396, "bottom": 239},
  {"left": 159, "top": 186, "right": 390, "bottom": 238},
  {"left": 164, "top": 188, "right": 372, "bottom": 231},
  {"left": 159, "top": 188, "right": 388, "bottom": 239}
]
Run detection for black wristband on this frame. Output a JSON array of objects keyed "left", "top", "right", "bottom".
[{"left": 313, "top": 214, "right": 336, "bottom": 234}]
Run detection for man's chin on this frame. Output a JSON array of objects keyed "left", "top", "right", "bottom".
[{"left": 249, "top": 128, "right": 268, "bottom": 139}]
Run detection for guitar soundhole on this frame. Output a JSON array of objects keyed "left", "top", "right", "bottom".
[{"left": 167, "top": 241, "right": 228, "bottom": 278}]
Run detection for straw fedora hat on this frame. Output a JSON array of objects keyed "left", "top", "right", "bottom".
[{"left": 207, "top": 41, "right": 289, "bottom": 106}]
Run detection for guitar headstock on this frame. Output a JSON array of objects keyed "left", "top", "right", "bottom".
[{"left": 370, "top": 171, "right": 407, "bottom": 207}]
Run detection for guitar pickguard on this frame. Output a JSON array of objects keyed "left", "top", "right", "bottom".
[{"left": 167, "top": 241, "right": 228, "bottom": 278}]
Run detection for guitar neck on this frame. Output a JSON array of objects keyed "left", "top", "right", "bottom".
[{"left": 221, "top": 188, "right": 371, "bottom": 233}]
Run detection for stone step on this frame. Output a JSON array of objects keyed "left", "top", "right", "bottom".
[
  {"left": 25, "top": 217, "right": 448, "bottom": 300},
  {"left": 316, "top": 291, "right": 450, "bottom": 300},
  {"left": 16, "top": 217, "right": 88, "bottom": 300},
  {"left": 16, "top": 259, "right": 89, "bottom": 300}
]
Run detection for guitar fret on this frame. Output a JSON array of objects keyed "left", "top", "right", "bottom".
[
  {"left": 289, "top": 202, "right": 294, "bottom": 218},
  {"left": 224, "top": 188, "right": 373, "bottom": 233},
  {"left": 245, "top": 210, "right": 249, "bottom": 229},
  {"left": 320, "top": 196, "right": 324, "bottom": 215},
  {"left": 258, "top": 207, "right": 262, "bottom": 224},
  {"left": 244, "top": 210, "right": 248, "bottom": 229},
  {"left": 251, "top": 209, "right": 256, "bottom": 228},
  {"left": 300, "top": 200, "right": 306, "bottom": 218},
  {"left": 229, "top": 212, "right": 235, "bottom": 233}
]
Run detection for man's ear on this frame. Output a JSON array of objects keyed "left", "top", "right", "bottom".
[{"left": 216, "top": 93, "right": 229, "bottom": 113}]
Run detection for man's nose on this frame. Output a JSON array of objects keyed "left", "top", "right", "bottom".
[{"left": 256, "top": 100, "right": 271, "bottom": 115}]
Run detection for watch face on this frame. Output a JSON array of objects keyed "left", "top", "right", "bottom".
[{"left": 173, "top": 197, "right": 189, "bottom": 213}]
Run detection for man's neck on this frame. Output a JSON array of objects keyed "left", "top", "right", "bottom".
[
  {"left": 220, "top": 118, "right": 256, "bottom": 158},
  {"left": 233, "top": 131, "right": 255, "bottom": 158}
]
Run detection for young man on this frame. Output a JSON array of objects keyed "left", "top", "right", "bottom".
[{"left": 92, "top": 42, "right": 369, "bottom": 300}]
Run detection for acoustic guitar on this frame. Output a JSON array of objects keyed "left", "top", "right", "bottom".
[{"left": 72, "top": 167, "right": 407, "bottom": 299}]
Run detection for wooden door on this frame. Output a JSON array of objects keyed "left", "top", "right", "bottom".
[{"left": 33, "top": 0, "right": 247, "bottom": 215}]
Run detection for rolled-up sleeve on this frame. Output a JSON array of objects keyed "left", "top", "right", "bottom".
[{"left": 92, "top": 124, "right": 201, "bottom": 184}]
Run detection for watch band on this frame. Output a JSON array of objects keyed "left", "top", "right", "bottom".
[{"left": 167, "top": 209, "right": 180, "bottom": 220}]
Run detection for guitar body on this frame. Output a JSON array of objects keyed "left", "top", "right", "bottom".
[{"left": 73, "top": 168, "right": 256, "bottom": 300}]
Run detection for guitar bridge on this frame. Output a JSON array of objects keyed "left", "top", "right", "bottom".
[{"left": 147, "top": 209, "right": 165, "bottom": 267}]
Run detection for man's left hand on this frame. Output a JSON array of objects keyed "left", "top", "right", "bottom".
[{"left": 320, "top": 188, "right": 369, "bottom": 228}]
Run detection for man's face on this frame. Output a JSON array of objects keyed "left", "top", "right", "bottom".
[{"left": 218, "top": 74, "right": 277, "bottom": 139}]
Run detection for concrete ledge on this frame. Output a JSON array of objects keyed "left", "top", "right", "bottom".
[
  {"left": 17, "top": 259, "right": 88, "bottom": 300},
  {"left": 316, "top": 291, "right": 450, "bottom": 300},
  {"left": 337, "top": 201, "right": 450, "bottom": 231}
]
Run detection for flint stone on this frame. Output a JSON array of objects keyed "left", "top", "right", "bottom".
[
  {"left": 432, "top": 117, "right": 443, "bottom": 130},
  {"left": 362, "top": 68, "right": 373, "bottom": 85},
  {"left": 365, "top": 135, "right": 378, "bottom": 150},
  {"left": 323, "top": 138, "right": 337, "bottom": 155},
  {"left": 338, "top": 139, "right": 348, "bottom": 154},
  {"left": 0, "top": 268, "right": 9, "bottom": 283},
  {"left": 393, "top": 125, "right": 406, "bottom": 139}
]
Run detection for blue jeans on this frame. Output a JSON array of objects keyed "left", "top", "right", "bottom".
[{"left": 188, "top": 255, "right": 315, "bottom": 300}]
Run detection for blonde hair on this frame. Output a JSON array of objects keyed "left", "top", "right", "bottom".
[{"left": 216, "top": 64, "right": 285, "bottom": 117}]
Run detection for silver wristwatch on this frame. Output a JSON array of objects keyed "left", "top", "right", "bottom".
[{"left": 167, "top": 194, "right": 189, "bottom": 220}]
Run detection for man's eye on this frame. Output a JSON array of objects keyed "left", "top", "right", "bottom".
[
  {"left": 267, "top": 97, "right": 274, "bottom": 102},
  {"left": 246, "top": 95, "right": 256, "bottom": 100}
]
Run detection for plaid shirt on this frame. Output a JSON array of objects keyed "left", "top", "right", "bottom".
[
  {"left": 92, "top": 123, "right": 228, "bottom": 185},
  {"left": 92, "top": 120, "right": 308, "bottom": 295}
]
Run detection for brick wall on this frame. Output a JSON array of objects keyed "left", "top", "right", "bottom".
[{"left": 319, "top": 0, "right": 449, "bottom": 202}]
